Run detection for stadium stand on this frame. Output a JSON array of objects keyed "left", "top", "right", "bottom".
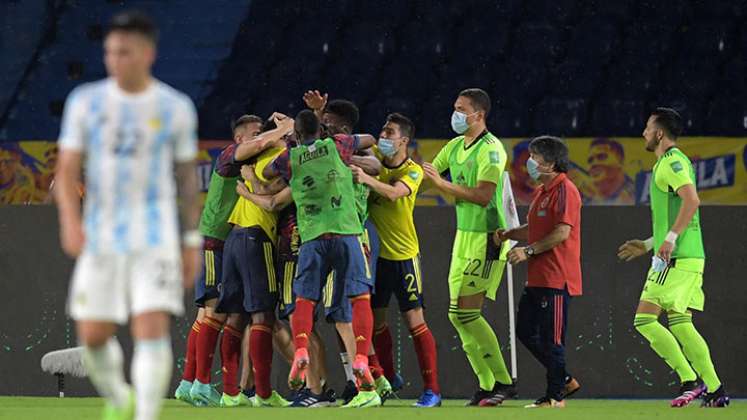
[{"left": 1, "top": 0, "right": 745, "bottom": 141}]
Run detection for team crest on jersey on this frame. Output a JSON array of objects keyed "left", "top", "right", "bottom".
[
  {"left": 489, "top": 151, "right": 500, "bottom": 164},
  {"left": 670, "top": 161, "right": 683, "bottom": 173},
  {"left": 540, "top": 196, "right": 550, "bottom": 208},
  {"left": 408, "top": 170, "right": 419, "bottom": 181}
]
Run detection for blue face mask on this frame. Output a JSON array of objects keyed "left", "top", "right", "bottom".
[
  {"left": 378, "top": 138, "right": 397, "bottom": 157},
  {"left": 451, "top": 111, "right": 469, "bottom": 134},
  {"left": 526, "top": 157, "right": 542, "bottom": 180}
]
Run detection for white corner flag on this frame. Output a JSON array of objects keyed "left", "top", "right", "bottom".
[{"left": 502, "top": 171, "right": 521, "bottom": 381}]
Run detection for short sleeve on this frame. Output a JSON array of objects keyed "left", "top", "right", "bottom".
[
  {"left": 58, "top": 87, "right": 87, "bottom": 152},
  {"left": 476, "top": 141, "right": 505, "bottom": 184},
  {"left": 332, "top": 134, "right": 357, "bottom": 164},
  {"left": 173, "top": 97, "right": 198, "bottom": 162},
  {"left": 271, "top": 149, "right": 292, "bottom": 181},
  {"left": 254, "top": 147, "right": 285, "bottom": 183},
  {"left": 215, "top": 144, "right": 241, "bottom": 177},
  {"left": 431, "top": 139, "right": 456, "bottom": 173},
  {"left": 554, "top": 181, "right": 582, "bottom": 227},
  {"left": 397, "top": 163, "right": 424, "bottom": 196},
  {"left": 657, "top": 155, "right": 693, "bottom": 192}
]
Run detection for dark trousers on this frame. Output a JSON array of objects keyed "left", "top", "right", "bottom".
[{"left": 517, "top": 286, "right": 571, "bottom": 400}]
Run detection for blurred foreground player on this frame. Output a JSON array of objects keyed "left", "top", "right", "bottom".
[
  {"left": 496, "top": 136, "right": 583, "bottom": 408},
  {"left": 56, "top": 11, "right": 200, "bottom": 420},
  {"left": 618, "top": 108, "right": 728, "bottom": 408}
]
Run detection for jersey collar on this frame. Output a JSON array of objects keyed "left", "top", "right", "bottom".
[
  {"left": 539, "top": 173, "right": 567, "bottom": 192},
  {"left": 462, "top": 129, "right": 489, "bottom": 151}
]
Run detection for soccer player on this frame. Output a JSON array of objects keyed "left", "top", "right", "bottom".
[
  {"left": 617, "top": 108, "right": 729, "bottom": 407},
  {"left": 175, "top": 114, "right": 261, "bottom": 405},
  {"left": 262, "top": 110, "right": 381, "bottom": 408},
  {"left": 55, "top": 11, "right": 200, "bottom": 420},
  {"left": 422, "top": 88, "right": 515, "bottom": 406},
  {"left": 495, "top": 136, "right": 583, "bottom": 408},
  {"left": 175, "top": 114, "right": 282, "bottom": 407},
  {"left": 350, "top": 113, "right": 442, "bottom": 407},
  {"left": 211, "top": 115, "right": 295, "bottom": 408},
  {"left": 304, "top": 93, "right": 389, "bottom": 404},
  {"left": 237, "top": 125, "right": 336, "bottom": 408}
]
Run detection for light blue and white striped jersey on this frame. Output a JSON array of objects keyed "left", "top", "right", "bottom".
[{"left": 58, "top": 78, "right": 198, "bottom": 255}]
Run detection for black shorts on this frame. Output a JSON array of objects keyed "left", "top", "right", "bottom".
[
  {"left": 371, "top": 255, "right": 424, "bottom": 312},
  {"left": 194, "top": 244, "right": 223, "bottom": 306},
  {"left": 216, "top": 227, "right": 277, "bottom": 314},
  {"left": 276, "top": 256, "right": 297, "bottom": 320}
]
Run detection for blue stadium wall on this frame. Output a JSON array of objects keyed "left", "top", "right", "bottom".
[{"left": 1, "top": 206, "right": 745, "bottom": 398}]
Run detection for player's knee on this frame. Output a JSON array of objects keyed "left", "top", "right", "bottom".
[
  {"left": 633, "top": 313, "right": 657, "bottom": 335},
  {"left": 79, "top": 331, "right": 111, "bottom": 347},
  {"left": 251, "top": 311, "right": 275, "bottom": 327},
  {"left": 447, "top": 309, "right": 461, "bottom": 327},
  {"left": 225, "top": 313, "right": 246, "bottom": 330},
  {"left": 403, "top": 307, "right": 425, "bottom": 328}
]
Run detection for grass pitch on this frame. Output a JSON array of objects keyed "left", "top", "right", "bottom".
[{"left": 0, "top": 397, "right": 740, "bottom": 420}]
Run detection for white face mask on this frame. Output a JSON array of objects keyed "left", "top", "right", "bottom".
[
  {"left": 377, "top": 138, "right": 398, "bottom": 157},
  {"left": 451, "top": 110, "right": 478, "bottom": 134}
]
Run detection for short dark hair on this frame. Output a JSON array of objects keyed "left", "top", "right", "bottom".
[
  {"left": 295, "top": 110, "right": 320, "bottom": 139},
  {"left": 107, "top": 10, "right": 158, "bottom": 43},
  {"left": 385, "top": 113, "right": 415, "bottom": 139},
  {"left": 231, "top": 114, "right": 263, "bottom": 133},
  {"left": 459, "top": 88, "right": 491, "bottom": 116},
  {"left": 650, "top": 107, "right": 683, "bottom": 139},
  {"left": 324, "top": 99, "right": 359, "bottom": 129},
  {"left": 528, "top": 135, "right": 570, "bottom": 173},
  {"left": 590, "top": 137, "right": 624, "bottom": 161}
]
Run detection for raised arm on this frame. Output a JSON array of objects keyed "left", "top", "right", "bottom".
[{"left": 234, "top": 115, "right": 293, "bottom": 161}]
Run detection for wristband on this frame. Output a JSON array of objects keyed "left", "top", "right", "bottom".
[
  {"left": 182, "top": 230, "right": 203, "bottom": 248},
  {"left": 643, "top": 237, "right": 653, "bottom": 252},
  {"left": 664, "top": 231, "right": 678, "bottom": 244}
]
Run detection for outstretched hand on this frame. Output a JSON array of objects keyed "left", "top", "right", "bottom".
[
  {"left": 617, "top": 239, "right": 648, "bottom": 262},
  {"left": 303, "top": 90, "right": 328, "bottom": 111}
]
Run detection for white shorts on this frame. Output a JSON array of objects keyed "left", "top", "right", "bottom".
[{"left": 67, "top": 249, "right": 184, "bottom": 324}]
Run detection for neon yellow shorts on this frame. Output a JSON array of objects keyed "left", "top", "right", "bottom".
[
  {"left": 639, "top": 258, "right": 705, "bottom": 313},
  {"left": 447, "top": 231, "right": 509, "bottom": 303}
]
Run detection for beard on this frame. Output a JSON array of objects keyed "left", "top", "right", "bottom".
[{"left": 644, "top": 137, "right": 658, "bottom": 152}]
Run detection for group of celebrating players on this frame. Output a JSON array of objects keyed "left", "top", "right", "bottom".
[
  {"left": 54, "top": 11, "right": 728, "bottom": 420},
  {"left": 173, "top": 91, "right": 452, "bottom": 408}
]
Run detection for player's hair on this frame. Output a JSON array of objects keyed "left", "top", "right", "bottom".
[
  {"left": 259, "top": 118, "right": 277, "bottom": 133},
  {"left": 106, "top": 10, "right": 159, "bottom": 43},
  {"left": 231, "top": 114, "right": 263, "bottom": 134},
  {"left": 650, "top": 107, "right": 683, "bottom": 139},
  {"left": 590, "top": 137, "right": 624, "bottom": 161},
  {"left": 324, "top": 99, "right": 359, "bottom": 129},
  {"left": 385, "top": 113, "right": 415, "bottom": 139},
  {"left": 459, "top": 88, "right": 491, "bottom": 117},
  {"left": 295, "top": 110, "right": 320, "bottom": 140},
  {"left": 529, "top": 135, "right": 570, "bottom": 173}
]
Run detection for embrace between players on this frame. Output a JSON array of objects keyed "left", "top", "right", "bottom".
[{"left": 55, "top": 12, "right": 728, "bottom": 420}]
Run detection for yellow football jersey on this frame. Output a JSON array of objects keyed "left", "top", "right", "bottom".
[{"left": 369, "top": 148, "right": 423, "bottom": 260}]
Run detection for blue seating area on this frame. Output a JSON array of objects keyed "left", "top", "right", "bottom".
[
  {"left": 201, "top": 0, "right": 747, "bottom": 138},
  {"left": 0, "top": 0, "right": 50, "bottom": 135},
  {"left": 1, "top": 0, "right": 746, "bottom": 140},
  {"left": 1, "top": 0, "right": 248, "bottom": 140}
]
